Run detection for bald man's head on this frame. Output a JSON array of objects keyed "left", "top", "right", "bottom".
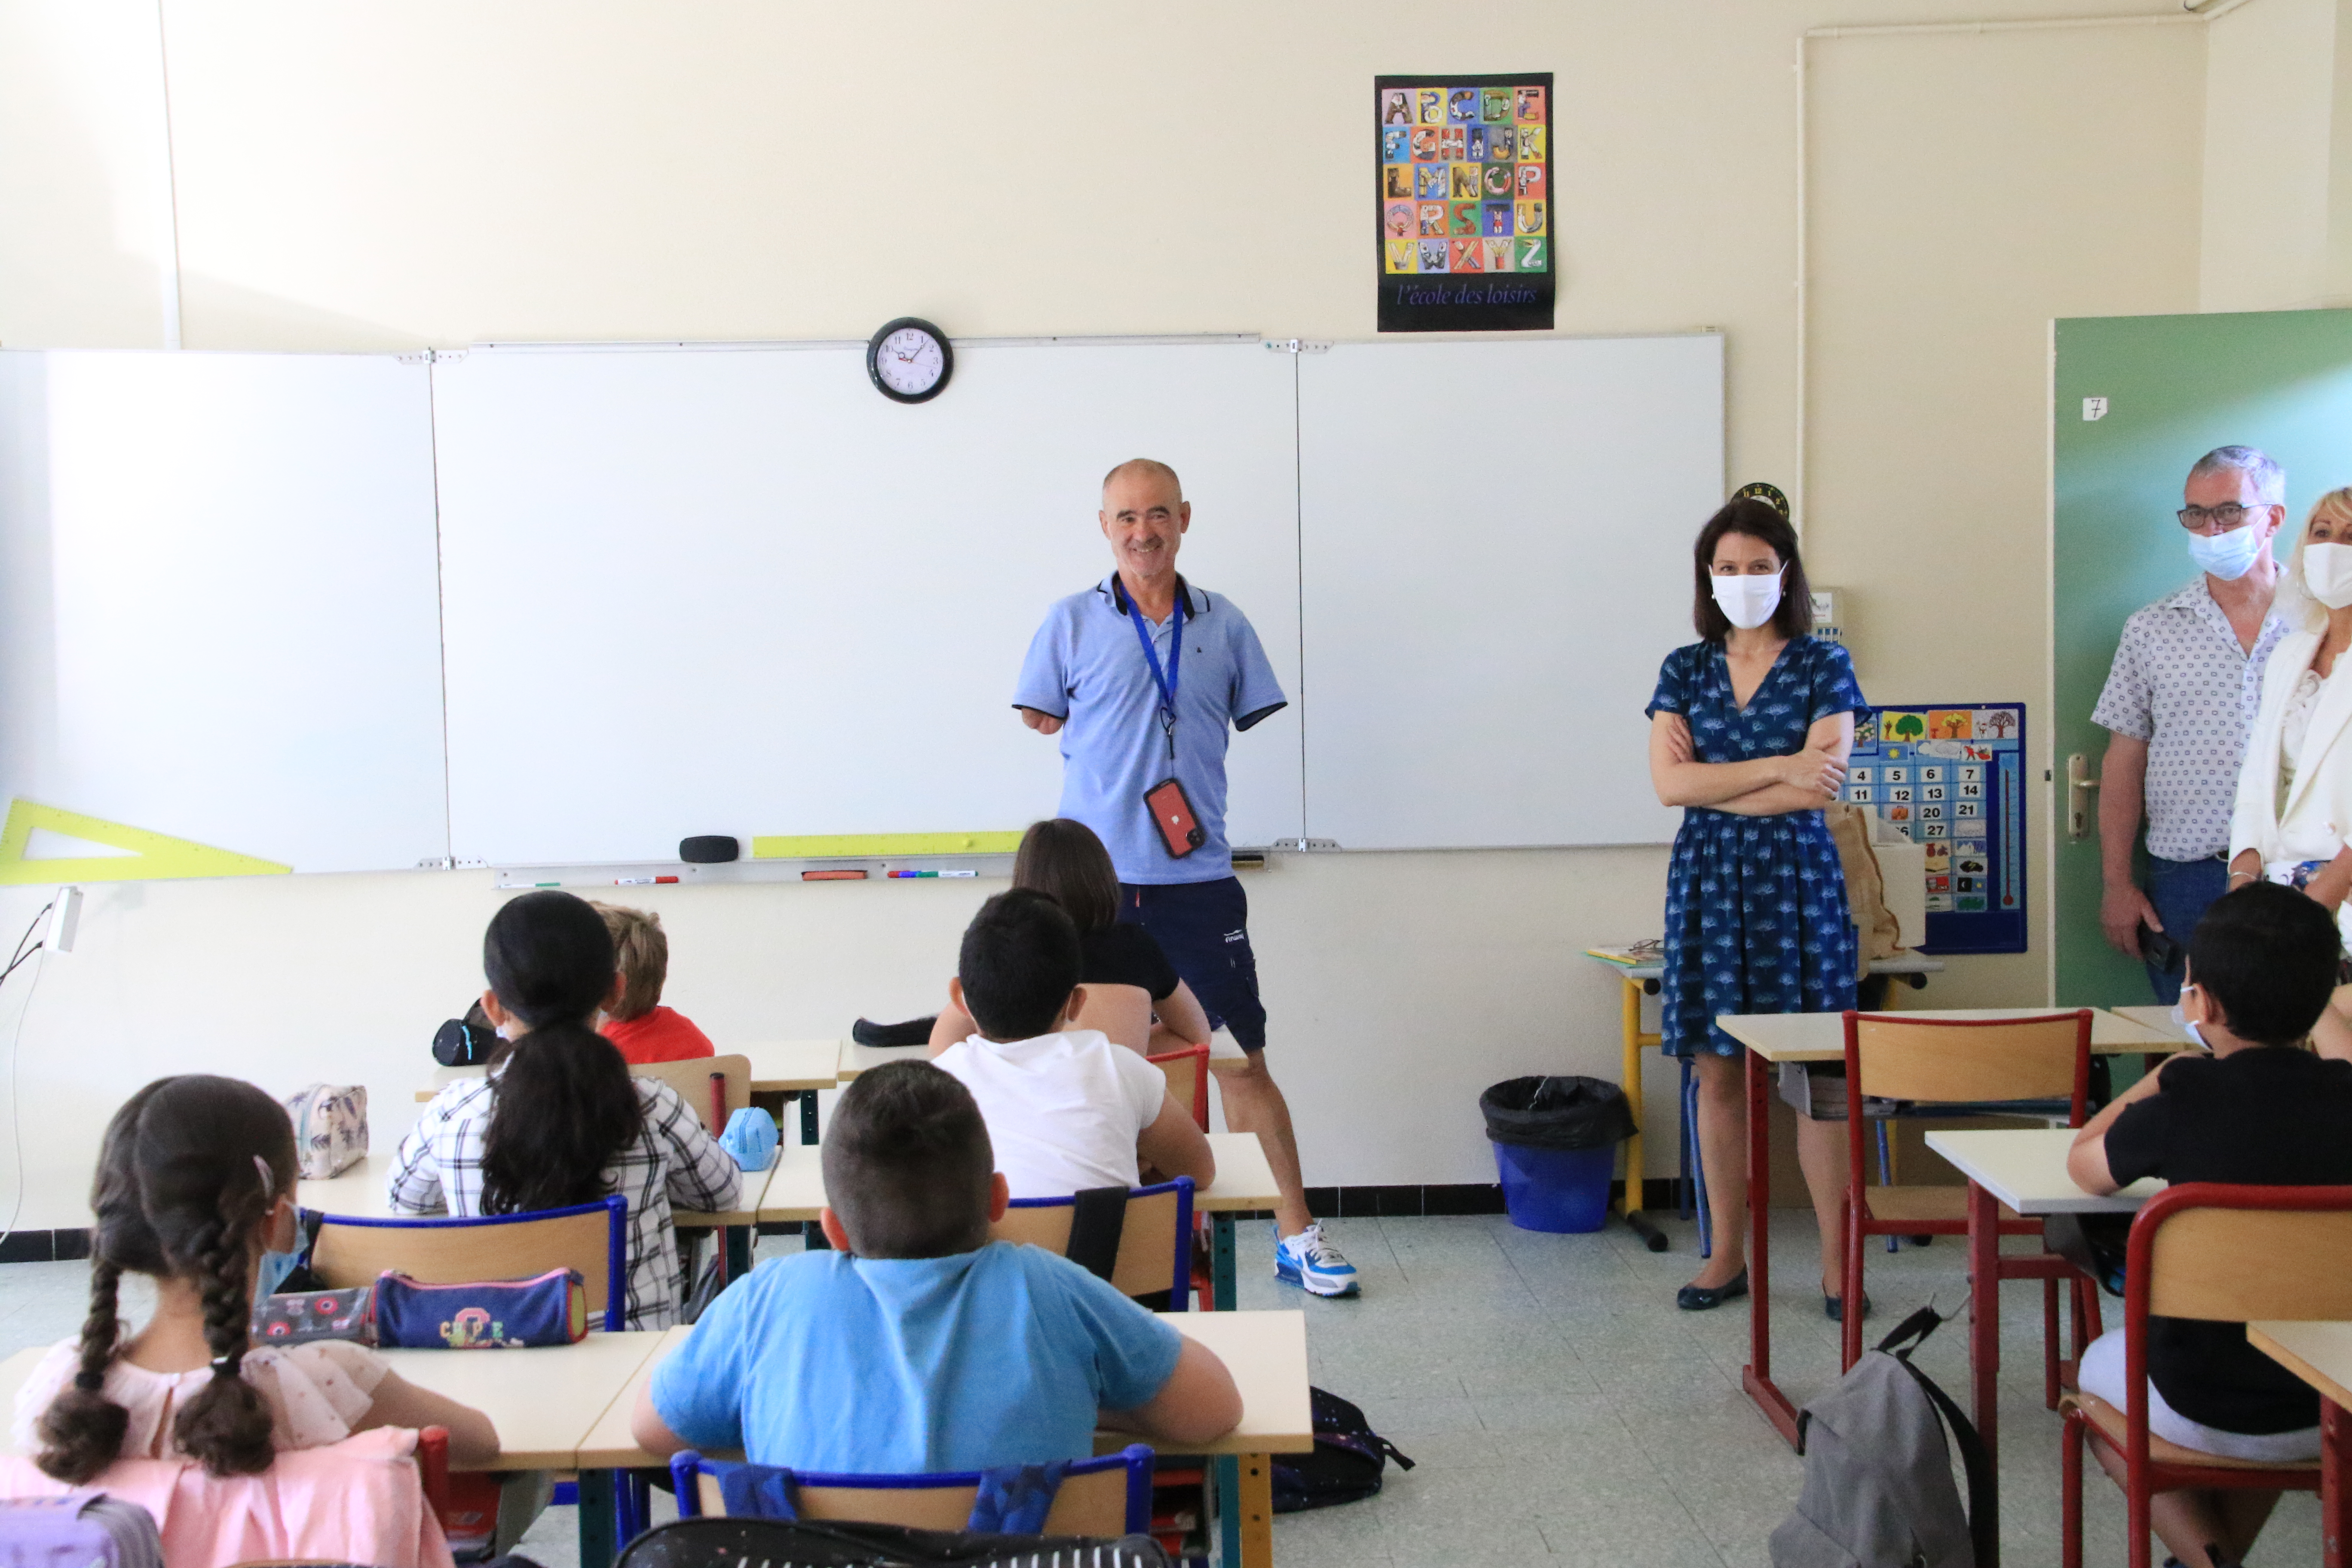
[{"left": 1102, "top": 458, "right": 1183, "bottom": 502}]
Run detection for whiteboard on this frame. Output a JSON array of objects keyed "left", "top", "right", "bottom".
[
  {"left": 433, "top": 341, "right": 1303, "bottom": 866},
  {"left": 0, "top": 350, "right": 449, "bottom": 873},
  {"left": 1297, "top": 336, "right": 1720, "bottom": 849}
]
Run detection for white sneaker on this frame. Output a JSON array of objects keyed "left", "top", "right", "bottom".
[{"left": 1274, "top": 1224, "right": 1360, "bottom": 1297}]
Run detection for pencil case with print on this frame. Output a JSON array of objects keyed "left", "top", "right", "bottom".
[
  {"left": 250, "top": 1283, "right": 377, "bottom": 1347},
  {"left": 374, "top": 1267, "right": 589, "bottom": 1349}
]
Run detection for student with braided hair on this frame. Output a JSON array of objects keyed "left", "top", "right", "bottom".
[{"left": 12, "top": 1075, "right": 496, "bottom": 1481}]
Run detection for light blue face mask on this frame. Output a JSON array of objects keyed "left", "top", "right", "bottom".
[
  {"left": 2187, "top": 521, "right": 2267, "bottom": 581},
  {"left": 2170, "top": 985, "right": 2214, "bottom": 1050},
  {"left": 254, "top": 1247, "right": 301, "bottom": 1299}
]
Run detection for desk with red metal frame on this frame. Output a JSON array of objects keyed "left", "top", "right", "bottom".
[
  {"left": 1714, "top": 1008, "right": 2174, "bottom": 1452},
  {"left": 2246, "top": 1320, "right": 2352, "bottom": 1568}
]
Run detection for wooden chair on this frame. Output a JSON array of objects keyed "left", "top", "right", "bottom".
[
  {"left": 1840, "top": 1010, "right": 2102, "bottom": 1386},
  {"left": 307, "top": 1194, "right": 628, "bottom": 1331},
  {"left": 632, "top": 1053, "right": 751, "bottom": 1130},
  {"left": 990, "top": 1177, "right": 1194, "bottom": 1305},
  {"left": 1148, "top": 1043, "right": 1210, "bottom": 1132},
  {"left": 2061, "top": 1182, "right": 2352, "bottom": 1568},
  {"left": 668, "top": 1445, "right": 1156, "bottom": 1535}
]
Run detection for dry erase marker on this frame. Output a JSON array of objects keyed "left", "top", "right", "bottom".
[
  {"left": 615, "top": 876, "right": 680, "bottom": 885},
  {"left": 889, "top": 869, "right": 978, "bottom": 878},
  {"left": 802, "top": 869, "right": 867, "bottom": 881},
  {"left": 532, "top": 881, "right": 562, "bottom": 888}
]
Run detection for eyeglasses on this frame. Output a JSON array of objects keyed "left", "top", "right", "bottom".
[{"left": 2177, "top": 503, "right": 2273, "bottom": 532}]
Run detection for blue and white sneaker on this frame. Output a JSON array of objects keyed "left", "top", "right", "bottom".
[{"left": 1274, "top": 1224, "right": 1360, "bottom": 1297}]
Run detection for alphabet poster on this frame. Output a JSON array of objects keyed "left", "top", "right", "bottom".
[
  {"left": 1838, "top": 702, "right": 2029, "bottom": 955},
  {"left": 1375, "top": 75, "right": 1556, "bottom": 333}
]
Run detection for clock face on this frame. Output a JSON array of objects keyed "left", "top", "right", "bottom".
[{"left": 871, "top": 323, "right": 948, "bottom": 401}]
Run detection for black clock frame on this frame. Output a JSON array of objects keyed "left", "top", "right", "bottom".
[{"left": 865, "top": 317, "right": 954, "bottom": 404}]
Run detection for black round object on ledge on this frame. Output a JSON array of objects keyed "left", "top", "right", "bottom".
[{"left": 679, "top": 836, "right": 739, "bottom": 864}]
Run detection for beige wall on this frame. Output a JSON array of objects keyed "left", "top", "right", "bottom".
[
  {"left": 2201, "top": 0, "right": 2348, "bottom": 311},
  {"left": 0, "top": 0, "right": 2265, "bottom": 1225}
]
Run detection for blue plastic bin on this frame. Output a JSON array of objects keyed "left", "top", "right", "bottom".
[{"left": 1492, "top": 1140, "right": 1616, "bottom": 1234}]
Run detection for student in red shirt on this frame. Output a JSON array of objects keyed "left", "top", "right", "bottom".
[{"left": 591, "top": 903, "right": 716, "bottom": 1065}]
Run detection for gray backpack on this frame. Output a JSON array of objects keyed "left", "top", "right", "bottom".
[{"left": 1770, "top": 1307, "right": 1994, "bottom": 1568}]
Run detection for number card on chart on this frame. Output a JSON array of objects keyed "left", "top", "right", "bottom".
[{"left": 1840, "top": 702, "right": 2027, "bottom": 955}]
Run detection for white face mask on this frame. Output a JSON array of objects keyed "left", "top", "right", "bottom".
[
  {"left": 1711, "top": 569, "right": 1785, "bottom": 631},
  {"left": 2304, "top": 542, "right": 2352, "bottom": 608},
  {"left": 2187, "top": 520, "right": 2268, "bottom": 581}
]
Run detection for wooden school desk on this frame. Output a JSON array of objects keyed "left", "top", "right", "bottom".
[
  {"left": 0, "top": 1331, "right": 670, "bottom": 1568},
  {"left": 2247, "top": 1320, "right": 2352, "bottom": 1568},
  {"left": 839, "top": 1033, "right": 1250, "bottom": 1082},
  {"left": 755, "top": 1132, "right": 1284, "bottom": 1311},
  {"left": 1584, "top": 950, "right": 1946, "bottom": 1250},
  {"left": 585, "top": 1310, "right": 1312, "bottom": 1568},
  {"left": 420, "top": 1040, "right": 839, "bottom": 1144},
  {"left": 1923, "top": 1124, "right": 2160, "bottom": 1547},
  {"left": 296, "top": 1151, "right": 777, "bottom": 1234},
  {"left": 1715, "top": 1008, "right": 2173, "bottom": 1452}
]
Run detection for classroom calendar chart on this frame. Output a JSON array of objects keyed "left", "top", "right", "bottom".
[
  {"left": 1375, "top": 75, "right": 1555, "bottom": 332},
  {"left": 1839, "top": 703, "right": 2028, "bottom": 956}
]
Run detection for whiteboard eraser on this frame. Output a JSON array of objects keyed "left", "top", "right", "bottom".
[
  {"left": 680, "top": 835, "right": 739, "bottom": 863},
  {"left": 802, "top": 869, "right": 867, "bottom": 881}
]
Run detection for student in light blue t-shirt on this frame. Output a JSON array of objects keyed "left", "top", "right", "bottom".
[{"left": 628, "top": 1059, "right": 1241, "bottom": 1473}]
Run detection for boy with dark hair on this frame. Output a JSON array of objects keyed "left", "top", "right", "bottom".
[
  {"left": 2070, "top": 881, "right": 2352, "bottom": 1568},
  {"left": 933, "top": 890, "right": 1215, "bottom": 1198},
  {"left": 630, "top": 1059, "right": 1239, "bottom": 1470}
]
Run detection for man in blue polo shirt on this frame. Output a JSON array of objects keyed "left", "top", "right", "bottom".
[{"left": 1014, "top": 457, "right": 1357, "bottom": 1297}]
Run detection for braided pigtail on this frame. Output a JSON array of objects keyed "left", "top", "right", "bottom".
[
  {"left": 170, "top": 1207, "right": 275, "bottom": 1476},
  {"left": 33, "top": 1257, "right": 129, "bottom": 1482}
]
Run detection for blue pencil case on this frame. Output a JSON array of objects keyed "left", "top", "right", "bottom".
[{"left": 374, "top": 1267, "right": 589, "bottom": 1349}]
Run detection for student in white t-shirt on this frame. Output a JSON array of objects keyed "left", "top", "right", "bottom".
[{"left": 933, "top": 889, "right": 1216, "bottom": 1198}]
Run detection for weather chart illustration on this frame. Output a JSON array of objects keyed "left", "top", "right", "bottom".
[
  {"left": 1375, "top": 75, "right": 1555, "bottom": 332},
  {"left": 1840, "top": 703, "right": 2028, "bottom": 955}
]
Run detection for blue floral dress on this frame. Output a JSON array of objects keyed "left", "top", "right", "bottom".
[{"left": 1646, "top": 636, "right": 1868, "bottom": 1057}]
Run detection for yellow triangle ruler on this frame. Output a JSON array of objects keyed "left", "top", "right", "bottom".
[
  {"left": 0, "top": 800, "right": 291, "bottom": 885},
  {"left": 752, "top": 831, "right": 1024, "bottom": 860}
]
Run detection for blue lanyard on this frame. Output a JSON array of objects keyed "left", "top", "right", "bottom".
[{"left": 1125, "top": 588, "right": 1183, "bottom": 762}]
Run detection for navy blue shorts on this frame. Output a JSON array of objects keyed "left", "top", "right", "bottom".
[{"left": 1117, "top": 876, "right": 1268, "bottom": 1052}]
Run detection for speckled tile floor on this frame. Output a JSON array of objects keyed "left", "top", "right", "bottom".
[{"left": 0, "top": 1215, "right": 2324, "bottom": 1566}]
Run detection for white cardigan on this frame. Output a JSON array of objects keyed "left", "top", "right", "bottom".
[{"left": 2230, "top": 630, "right": 2352, "bottom": 873}]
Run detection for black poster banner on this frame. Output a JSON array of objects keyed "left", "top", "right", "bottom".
[{"left": 1375, "top": 74, "right": 1555, "bottom": 333}]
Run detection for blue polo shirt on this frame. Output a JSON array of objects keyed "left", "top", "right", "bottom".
[
  {"left": 1014, "top": 574, "right": 1287, "bottom": 884},
  {"left": 649, "top": 1242, "right": 1182, "bottom": 1472}
]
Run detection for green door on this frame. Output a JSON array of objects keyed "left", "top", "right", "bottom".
[{"left": 2054, "top": 309, "right": 2352, "bottom": 1005}]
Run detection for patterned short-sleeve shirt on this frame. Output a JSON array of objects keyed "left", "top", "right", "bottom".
[{"left": 2090, "top": 579, "right": 2288, "bottom": 862}]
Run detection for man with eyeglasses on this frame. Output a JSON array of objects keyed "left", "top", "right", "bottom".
[{"left": 2091, "top": 445, "right": 2291, "bottom": 1001}]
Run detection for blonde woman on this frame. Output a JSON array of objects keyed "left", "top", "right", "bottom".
[{"left": 2227, "top": 486, "right": 2352, "bottom": 1061}]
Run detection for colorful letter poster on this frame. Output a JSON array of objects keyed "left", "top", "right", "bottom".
[
  {"left": 1838, "top": 702, "right": 2028, "bottom": 955},
  {"left": 1375, "top": 74, "right": 1554, "bottom": 333}
]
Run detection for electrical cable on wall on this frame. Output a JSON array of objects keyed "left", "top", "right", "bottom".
[{"left": 0, "top": 901, "right": 56, "bottom": 1252}]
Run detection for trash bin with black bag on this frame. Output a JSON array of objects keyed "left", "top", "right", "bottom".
[{"left": 1480, "top": 1074, "right": 1637, "bottom": 1234}]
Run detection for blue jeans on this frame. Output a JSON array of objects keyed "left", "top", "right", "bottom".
[{"left": 2143, "top": 854, "right": 2229, "bottom": 1004}]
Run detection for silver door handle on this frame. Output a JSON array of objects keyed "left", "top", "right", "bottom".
[{"left": 2067, "top": 753, "right": 2099, "bottom": 843}]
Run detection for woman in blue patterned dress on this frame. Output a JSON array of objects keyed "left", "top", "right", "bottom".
[{"left": 1646, "top": 499, "right": 1868, "bottom": 1316}]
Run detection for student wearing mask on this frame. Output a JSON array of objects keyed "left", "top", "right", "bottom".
[
  {"left": 2068, "top": 882, "right": 2352, "bottom": 1568},
  {"left": 2093, "top": 447, "right": 2291, "bottom": 1003},
  {"left": 1645, "top": 497, "right": 1870, "bottom": 1317}
]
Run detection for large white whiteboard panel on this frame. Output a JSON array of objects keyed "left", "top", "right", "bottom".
[
  {"left": 0, "top": 351, "right": 449, "bottom": 873},
  {"left": 434, "top": 341, "right": 1302, "bottom": 866},
  {"left": 1297, "top": 336, "right": 1719, "bottom": 849}
]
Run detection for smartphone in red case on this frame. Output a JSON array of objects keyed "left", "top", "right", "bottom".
[{"left": 1145, "top": 777, "right": 1206, "bottom": 858}]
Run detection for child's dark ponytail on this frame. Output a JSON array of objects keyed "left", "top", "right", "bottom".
[
  {"left": 480, "top": 892, "right": 640, "bottom": 1215},
  {"left": 37, "top": 1075, "right": 295, "bottom": 1482}
]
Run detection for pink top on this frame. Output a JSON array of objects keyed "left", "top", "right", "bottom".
[
  {"left": 0, "top": 1428, "right": 454, "bottom": 1568},
  {"left": 11, "top": 1338, "right": 388, "bottom": 1460}
]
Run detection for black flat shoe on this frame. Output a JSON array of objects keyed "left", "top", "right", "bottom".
[
  {"left": 1824, "top": 1290, "right": 1873, "bottom": 1323},
  {"left": 1675, "top": 1270, "right": 1749, "bottom": 1311}
]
